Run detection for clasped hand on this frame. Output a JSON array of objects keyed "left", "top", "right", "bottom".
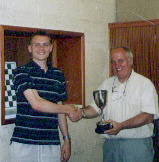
[
  {"left": 104, "top": 120, "right": 123, "bottom": 135},
  {"left": 66, "top": 105, "right": 82, "bottom": 122}
]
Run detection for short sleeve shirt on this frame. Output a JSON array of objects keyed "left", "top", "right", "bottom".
[
  {"left": 11, "top": 60, "right": 67, "bottom": 145},
  {"left": 90, "top": 70, "right": 158, "bottom": 139}
]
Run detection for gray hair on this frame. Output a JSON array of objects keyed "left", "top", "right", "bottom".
[{"left": 114, "top": 46, "right": 133, "bottom": 60}]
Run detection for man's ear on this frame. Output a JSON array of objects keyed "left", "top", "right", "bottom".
[
  {"left": 50, "top": 44, "right": 53, "bottom": 52},
  {"left": 28, "top": 45, "right": 31, "bottom": 53},
  {"left": 128, "top": 57, "right": 133, "bottom": 66},
  {"left": 130, "top": 57, "right": 133, "bottom": 65}
]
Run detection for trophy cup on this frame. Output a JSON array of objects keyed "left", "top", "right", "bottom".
[{"left": 93, "top": 90, "right": 113, "bottom": 134}]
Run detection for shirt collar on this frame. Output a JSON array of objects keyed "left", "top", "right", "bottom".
[
  {"left": 114, "top": 69, "right": 134, "bottom": 85},
  {"left": 128, "top": 69, "right": 134, "bottom": 81},
  {"left": 29, "top": 60, "right": 53, "bottom": 70},
  {"left": 29, "top": 60, "right": 41, "bottom": 69}
]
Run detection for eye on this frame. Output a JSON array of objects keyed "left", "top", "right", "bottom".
[
  {"left": 111, "top": 60, "right": 116, "bottom": 64},
  {"left": 118, "top": 59, "right": 124, "bottom": 63},
  {"left": 34, "top": 43, "right": 40, "bottom": 47},
  {"left": 44, "top": 43, "right": 50, "bottom": 46}
]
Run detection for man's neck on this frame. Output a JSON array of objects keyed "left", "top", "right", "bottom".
[
  {"left": 118, "top": 70, "right": 132, "bottom": 83},
  {"left": 33, "top": 59, "right": 48, "bottom": 72}
]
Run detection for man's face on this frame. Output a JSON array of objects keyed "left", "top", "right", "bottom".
[
  {"left": 111, "top": 48, "right": 133, "bottom": 83},
  {"left": 28, "top": 35, "right": 53, "bottom": 62}
]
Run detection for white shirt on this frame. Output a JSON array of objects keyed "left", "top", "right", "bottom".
[{"left": 90, "top": 70, "right": 158, "bottom": 139}]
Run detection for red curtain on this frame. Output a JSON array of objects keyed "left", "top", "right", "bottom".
[{"left": 109, "top": 20, "right": 158, "bottom": 95}]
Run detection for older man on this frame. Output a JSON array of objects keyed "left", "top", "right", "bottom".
[{"left": 71, "top": 46, "right": 158, "bottom": 162}]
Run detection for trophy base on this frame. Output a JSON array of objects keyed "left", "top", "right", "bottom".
[{"left": 95, "top": 123, "right": 113, "bottom": 134}]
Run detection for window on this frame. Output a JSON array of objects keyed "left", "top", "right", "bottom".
[{"left": 0, "top": 25, "right": 85, "bottom": 125}]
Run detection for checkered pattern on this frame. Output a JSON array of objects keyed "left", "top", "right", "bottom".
[{"left": 5, "top": 62, "right": 17, "bottom": 119}]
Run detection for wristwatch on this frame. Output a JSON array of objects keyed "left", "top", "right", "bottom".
[
  {"left": 81, "top": 108, "right": 86, "bottom": 118},
  {"left": 63, "top": 135, "right": 70, "bottom": 140}
]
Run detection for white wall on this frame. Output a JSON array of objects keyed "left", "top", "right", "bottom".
[
  {"left": 0, "top": 0, "right": 116, "bottom": 161},
  {"left": 117, "top": 0, "right": 159, "bottom": 22}
]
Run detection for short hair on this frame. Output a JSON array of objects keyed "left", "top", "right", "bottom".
[
  {"left": 29, "top": 30, "right": 52, "bottom": 44},
  {"left": 113, "top": 46, "right": 133, "bottom": 59}
]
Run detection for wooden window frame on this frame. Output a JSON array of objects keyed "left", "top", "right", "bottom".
[{"left": 0, "top": 25, "right": 85, "bottom": 125}]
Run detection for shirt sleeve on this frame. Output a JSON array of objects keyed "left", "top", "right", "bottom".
[
  {"left": 13, "top": 67, "right": 36, "bottom": 94},
  {"left": 58, "top": 71, "right": 68, "bottom": 102},
  {"left": 141, "top": 80, "right": 159, "bottom": 118}
]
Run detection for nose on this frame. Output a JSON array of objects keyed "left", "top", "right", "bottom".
[
  {"left": 112, "top": 61, "right": 120, "bottom": 68},
  {"left": 39, "top": 45, "right": 44, "bottom": 50},
  {"left": 115, "top": 61, "right": 121, "bottom": 68}
]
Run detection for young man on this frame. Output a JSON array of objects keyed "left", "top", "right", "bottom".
[
  {"left": 71, "top": 47, "right": 158, "bottom": 162},
  {"left": 10, "top": 31, "right": 76, "bottom": 162}
]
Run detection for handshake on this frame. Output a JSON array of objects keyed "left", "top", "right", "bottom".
[
  {"left": 65, "top": 104, "right": 114, "bottom": 134},
  {"left": 65, "top": 105, "right": 85, "bottom": 122}
]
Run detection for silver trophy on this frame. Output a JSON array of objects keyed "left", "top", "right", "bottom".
[{"left": 93, "top": 90, "right": 113, "bottom": 134}]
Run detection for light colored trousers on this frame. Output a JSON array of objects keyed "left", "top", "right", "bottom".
[
  {"left": 10, "top": 142, "right": 61, "bottom": 162},
  {"left": 103, "top": 137, "right": 154, "bottom": 162}
]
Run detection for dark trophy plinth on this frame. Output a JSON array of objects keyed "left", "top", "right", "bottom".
[{"left": 93, "top": 90, "right": 113, "bottom": 134}]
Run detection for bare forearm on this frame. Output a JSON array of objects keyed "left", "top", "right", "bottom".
[
  {"left": 82, "top": 105, "right": 98, "bottom": 119},
  {"left": 58, "top": 113, "right": 71, "bottom": 162},
  {"left": 58, "top": 113, "right": 69, "bottom": 136},
  {"left": 34, "top": 98, "right": 70, "bottom": 114},
  {"left": 120, "top": 112, "right": 154, "bottom": 130},
  {"left": 23, "top": 89, "right": 73, "bottom": 115},
  {"left": 105, "top": 112, "right": 154, "bottom": 135}
]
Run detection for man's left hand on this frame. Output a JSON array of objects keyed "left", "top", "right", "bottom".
[
  {"left": 61, "top": 139, "right": 71, "bottom": 162},
  {"left": 104, "top": 120, "right": 122, "bottom": 135}
]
